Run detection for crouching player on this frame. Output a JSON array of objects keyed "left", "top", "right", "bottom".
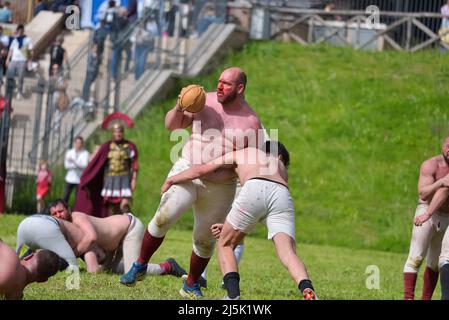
[
  {"left": 48, "top": 199, "right": 187, "bottom": 276},
  {"left": 161, "top": 141, "right": 317, "bottom": 300}
]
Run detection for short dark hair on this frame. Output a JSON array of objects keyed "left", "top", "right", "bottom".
[
  {"left": 263, "top": 140, "right": 290, "bottom": 168},
  {"left": 47, "top": 199, "right": 69, "bottom": 214},
  {"left": 236, "top": 71, "right": 247, "bottom": 89},
  {"left": 74, "top": 136, "right": 84, "bottom": 142},
  {"left": 17, "top": 24, "right": 25, "bottom": 32},
  {"left": 35, "top": 250, "right": 61, "bottom": 280}
]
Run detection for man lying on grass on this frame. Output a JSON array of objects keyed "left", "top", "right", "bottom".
[
  {"left": 0, "top": 239, "right": 60, "bottom": 300},
  {"left": 161, "top": 141, "right": 317, "bottom": 300}
]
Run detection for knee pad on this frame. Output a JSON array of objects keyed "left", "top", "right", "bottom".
[
  {"left": 404, "top": 255, "right": 424, "bottom": 273},
  {"left": 193, "top": 236, "right": 215, "bottom": 259}
]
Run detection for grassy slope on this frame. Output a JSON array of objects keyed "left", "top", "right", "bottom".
[
  {"left": 6, "top": 42, "right": 449, "bottom": 254},
  {"left": 128, "top": 42, "right": 449, "bottom": 253},
  {"left": 0, "top": 214, "right": 438, "bottom": 300}
]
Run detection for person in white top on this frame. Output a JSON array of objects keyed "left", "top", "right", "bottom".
[
  {"left": 5, "top": 25, "right": 34, "bottom": 99},
  {"left": 63, "top": 136, "right": 89, "bottom": 203},
  {"left": 442, "top": 0, "right": 449, "bottom": 29}
]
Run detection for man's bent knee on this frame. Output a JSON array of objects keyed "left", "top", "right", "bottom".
[
  {"left": 404, "top": 255, "right": 424, "bottom": 273},
  {"left": 193, "top": 238, "right": 215, "bottom": 259},
  {"left": 148, "top": 217, "right": 170, "bottom": 238}
]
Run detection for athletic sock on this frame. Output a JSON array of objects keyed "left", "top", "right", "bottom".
[
  {"left": 186, "top": 251, "right": 210, "bottom": 287},
  {"left": 201, "top": 266, "right": 207, "bottom": 280},
  {"left": 159, "top": 261, "right": 172, "bottom": 275},
  {"left": 234, "top": 244, "right": 245, "bottom": 264},
  {"left": 223, "top": 272, "right": 240, "bottom": 299},
  {"left": 404, "top": 272, "right": 418, "bottom": 300},
  {"left": 298, "top": 279, "right": 315, "bottom": 294},
  {"left": 422, "top": 266, "right": 439, "bottom": 300},
  {"left": 440, "top": 264, "right": 449, "bottom": 300},
  {"left": 137, "top": 230, "right": 165, "bottom": 265},
  {"left": 145, "top": 264, "right": 164, "bottom": 275}
]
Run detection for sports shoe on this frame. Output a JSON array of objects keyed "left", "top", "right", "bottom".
[
  {"left": 166, "top": 257, "right": 187, "bottom": 277},
  {"left": 120, "top": 261, "right": 147, "bottom": 286},
  {"left": 179, "top": 277, "right": 204, "bottom": 299},
  {"left": 303, "top": 288, "right": 318, "bottom": 300}
]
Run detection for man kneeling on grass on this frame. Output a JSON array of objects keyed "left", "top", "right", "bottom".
[
  {"left": 161, "top": 141, "right": 317, "bottom": 300},
  {"left": 48, "top": 199, "right": 187, "bottom": 277},
  {"left": 17, "top": 200, "right": 187, "bottom": 277},
  {"left": 0, "top": 239, "right": 60, "bottom": 300}
]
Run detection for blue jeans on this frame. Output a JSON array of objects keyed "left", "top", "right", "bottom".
[
  {"left": 134, "top": 44, "right": 152, "bottom": 81},
  {"left": 111, "top": 48, "right": 122, "bottom": 79}
]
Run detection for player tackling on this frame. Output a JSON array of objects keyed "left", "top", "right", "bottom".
[
  {"left": 161, "top": 141, "right": 317, "bottom": 300},
  {"left": 120, "top": 67, "right": 263, "bottom": 299}
]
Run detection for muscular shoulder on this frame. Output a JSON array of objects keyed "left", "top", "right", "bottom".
[
  {"left": 204, "top": 92, "right": 219, "bottom": 110},
  {"left": 72, "top": 211, "right": 95, "bottom": 224},
  {"left": 420, "top": 156, "right": 440, "bottom": 175},
  {"left": 0, "top": 242, "right": 20, "bottom": 289},
  {"left": 242, "top": 104, "right": 262, "bottom": 129}
]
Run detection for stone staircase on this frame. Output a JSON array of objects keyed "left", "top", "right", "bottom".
[{"left": 7, "top": 22, "right": 249, "bottom": 178}]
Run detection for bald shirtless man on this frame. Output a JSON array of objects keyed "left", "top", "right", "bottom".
[
  {"left": 161, "top": 141, "right": 317, "bottom": 300},
  {"left": 403, "top": 136, "right": 449, "bottom": 300},
  {"left": 48, "top": 199, "right": 186, "bottom": 276},
  {"left": 121, "top": 67, "right": 262, "bottom": 299},
  {"left": 0, "top": 239, "right": 60, "bottom": 300}
]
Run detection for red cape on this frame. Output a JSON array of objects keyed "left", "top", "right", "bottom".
[{"left": 74, "top": 140, "right": 138, "bottom": 217}]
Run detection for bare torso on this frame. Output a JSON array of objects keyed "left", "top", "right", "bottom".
[
  {"left": 234, "top": 148, "right": 288, "bottom": 187},
  {"left": 56, "top": 219, "right": 86, "bottom": 256},
  {"left": 419, "top": 155, "right": 449, "bottom": 213},
  {"left": 0, "top": 241, "right": 26, "bottom": 300},
  {"left": 182, "top": 92, "right": 261, "bottom": 183},
  {"left": 72, "top": 212, "right": 130, "bottom": 252}
]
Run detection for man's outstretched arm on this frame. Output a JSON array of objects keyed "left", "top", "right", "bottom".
[
  {"left": 160, "top": 152, "right": 236, "bottom": 194},
  {"left": 72, "top": 213, "right": 97, "bottom": 255}
]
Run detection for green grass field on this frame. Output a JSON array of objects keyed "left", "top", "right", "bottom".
[
  {"left": 2, "top": 41, "right": 449, "bottom": 299},
  {"left": 0, "top": 214, "right": 438, "bottom": 300}
]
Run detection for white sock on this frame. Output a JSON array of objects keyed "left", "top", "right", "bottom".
[
  {"left": 201, "top": 266, "right": 208, "bottom": 280},
  {"left": 202, "top": 245, "right": 245, "bottom": 281},
  {"left": 234, "top": 244, "right": 245, "bottom": 264},
  {"left": 146, "top": 263, "right": 165, "bottom": 276}
]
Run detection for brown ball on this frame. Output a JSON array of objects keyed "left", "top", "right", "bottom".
[{"left": 178, "top": 84, "right": 206, "bottom": 113}]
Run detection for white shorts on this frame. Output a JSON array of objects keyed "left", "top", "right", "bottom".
[
  {"left": 404, "top": 203, "right": 449, "bottom": 272},
  {"left": 226, "top": 178, "right": 296, "bottom": 240},
  {"left": 148, "top": 158, "right": 237, "bottom": 258},
  {"left": 102, "top": 213, "right": 145, "bottom": 274}
]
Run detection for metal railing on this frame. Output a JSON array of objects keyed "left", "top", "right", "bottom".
[
  {"left": 265, "top": 7, "right": 449, "bottom": 52},
  {"left": 21, "top": 0, "right": 229, "bottom": 175}
]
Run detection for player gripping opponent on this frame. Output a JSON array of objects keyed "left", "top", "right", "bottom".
[
  {"left": 120, "top": 67, "right": 262, "bottom": 299},
  {"left": 161, "top": 141, "right": 317, "bottom": 300}
]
